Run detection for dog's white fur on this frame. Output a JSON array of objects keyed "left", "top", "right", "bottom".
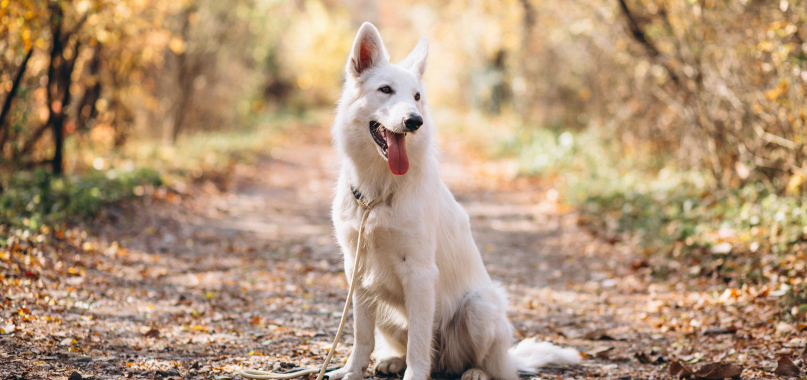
[{"left": 329, "top": 23, "right": 580, "bottom": 380}]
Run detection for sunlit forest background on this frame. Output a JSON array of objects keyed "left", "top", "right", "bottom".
[{"left": 2, "top": 0, "right": 807, "bottom": 312}]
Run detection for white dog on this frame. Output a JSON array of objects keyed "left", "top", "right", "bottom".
[{"left": 328, "top": 23, "right": 580, "bottom": 380}]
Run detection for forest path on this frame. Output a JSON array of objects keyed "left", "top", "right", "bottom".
[{"left": 5, "top": 127, "right": 766, "bottom": 380}]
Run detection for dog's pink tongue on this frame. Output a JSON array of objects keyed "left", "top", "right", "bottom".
[{"left": 386, "top": 132, "right": 409, "bottom": 175}]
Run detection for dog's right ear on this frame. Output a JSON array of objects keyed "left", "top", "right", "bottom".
[{"left": 347, "top": 22, "right": 389, "bottom": 77}]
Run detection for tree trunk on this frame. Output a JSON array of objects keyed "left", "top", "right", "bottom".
[
  {"left": 169, "top": 7, "right": 195, "bottom": 145},
  {"left": 0, "top": 47, "right": 34, "bottom": 151}
]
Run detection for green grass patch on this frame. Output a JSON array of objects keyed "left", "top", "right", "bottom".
[
  {"left": 1, "top": 110, "right": 327, "bottom": 232},
  {"left": 500, "top": 126, "right": 807, "bottom": 315},
  {"left": 0, "top": 168, "right": 162, "bottom": 230}
]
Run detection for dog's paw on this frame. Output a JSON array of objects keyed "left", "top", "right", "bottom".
[
  {"left": 374, "top": 357, "right": 406, "bottom": 375},
  {"left": 326, "top": 366, "right": 367, "bottom": 380},
  {"left": 460, "top": 369, "right": 490, "bottom": 380}
]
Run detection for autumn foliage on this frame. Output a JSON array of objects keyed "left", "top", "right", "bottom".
[{"left": 2, "top": 0, "right": 806, "bottom": 190}]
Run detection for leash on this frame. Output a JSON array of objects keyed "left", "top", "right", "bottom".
[{"left": 240, "top": 193, "right": 383, "bottom": 380}]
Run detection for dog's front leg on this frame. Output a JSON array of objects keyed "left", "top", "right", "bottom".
[
  {"left": 402, "top": 264, "right": 438, "bottom": 380},
  {"left": 327, "top": 288, "right": 375, "bottom": 380}
]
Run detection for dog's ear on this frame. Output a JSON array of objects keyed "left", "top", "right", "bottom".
[
  {"left": 348, "top": 22, "right": 389, "bottom": 77},
  {"left": 399, "top": 37, "right": 428, "bottom": 78}
]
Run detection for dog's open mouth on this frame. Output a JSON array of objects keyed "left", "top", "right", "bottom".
[{"left": 370, "top": 121, "right": 409, "bottom": 175}]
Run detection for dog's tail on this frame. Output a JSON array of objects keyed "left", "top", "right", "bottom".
[{"left": 508, "top": 338, "right": 581, "bottom": 373}]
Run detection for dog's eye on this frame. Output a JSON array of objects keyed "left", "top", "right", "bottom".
[
  {"left": 378, "top": 86, "right": 393, "bottom": 94},
  {"left": 414, "top": 93, "right": 420, "bottom": 101}
]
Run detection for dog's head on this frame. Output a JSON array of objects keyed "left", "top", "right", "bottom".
[{"left": 336, "top": 22, "right": 430, "bottom": 176}]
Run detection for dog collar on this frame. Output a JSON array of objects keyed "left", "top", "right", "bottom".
[
  {"left": 350, "top": 184, "right": 389, "bottom": 205},
  {"left": 350, "top": 184, "right": 385, "bottom": 210},
  {"left": 350, "top": 185, "right": 363, "bottom": 200}
]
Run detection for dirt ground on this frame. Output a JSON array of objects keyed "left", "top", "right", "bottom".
[{"left": 2, "top": 127, "right": 803, "bottom": 380}]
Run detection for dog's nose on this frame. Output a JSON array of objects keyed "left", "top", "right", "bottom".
[{"left": 405, "top": 114, "right": 423, "bottom": 131}]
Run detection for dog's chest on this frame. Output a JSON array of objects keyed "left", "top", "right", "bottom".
[
  {"left": 333, "top": 186, "right": 432, "bottom": 309},
  {"left": 355, "top": 227, "right": 409, "bottom": 304}
]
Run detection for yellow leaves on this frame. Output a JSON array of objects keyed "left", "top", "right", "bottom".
[
  {"left": 297, "top": 74, "right": 313, "bottom": 90},
  {"left": 76, "top": 0, "right": 91, "bottom": 14},
  {"left": 60, "top": 337, "right": 77, "bottom": 346},
  {"left": 786, "top": 172, "right": 805, "bottom": 196},
  {"left": 717, "top": 288, "right": 740, "bottom": 303},
  {"left": 578, "top": 88, "right": 592, "bottom": 101},
  {"left": 282, "top": 0, "right": 353, "bottom": 99},
  {"left": 764, "top": 79, "right": 788, "bottom": 101},
  {"left": 169, "top": 37, "right": 185, "bottom": 54}
]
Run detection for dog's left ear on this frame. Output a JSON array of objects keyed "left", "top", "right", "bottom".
[{"left": 399, "top": 37, "right": 428, "bottom": 78}]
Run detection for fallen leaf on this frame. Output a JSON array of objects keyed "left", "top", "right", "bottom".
[
  {"left": 670, "top": 360, "right": 694, "bottom": 378},
  {"left": 587, "top": 346, "right": 613, "bottom": 358},
  {"left": 693, "top": 362, "right": 743, "bottom": 379},
  {"left": 630, "top": 259, "right": 649, "bottom": 270},
  {"left": 774, "top": 357, "right": 801, "bottom": 377},
  {"left": 0, "top": 323, "right": 15, "bottom": 334},
  {"left": 144, "top": 328, "right": 160, "bottom": 338},
  {"left": 776, "top": 322, "right": 797, "bottom": 335},
  {"left": 776, "top": 349, "right": 794, "bottom": 356},
  {"left": 582, "top": 329, "right": 616, "bottom": 340},
  {"left": 59, "top": 337, "right": 76, "bottom": 346}
]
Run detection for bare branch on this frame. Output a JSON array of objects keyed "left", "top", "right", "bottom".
[
  {"left": 63, "top": 12, "right": 90, "bottom": 39},
  {"left": 617, "top": 0, "right": 681, "bottom": 87},
  {"left": 754, "top": 125, "right": 800, "bottom": 151}
]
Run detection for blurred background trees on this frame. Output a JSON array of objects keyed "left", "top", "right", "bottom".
[{"left": 2, "top": 0, "right": 806, "bottom": 192}]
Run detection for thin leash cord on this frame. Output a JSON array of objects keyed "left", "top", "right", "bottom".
[{"left": 240, "top": 196, "right": 382, "bottom": 380}]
